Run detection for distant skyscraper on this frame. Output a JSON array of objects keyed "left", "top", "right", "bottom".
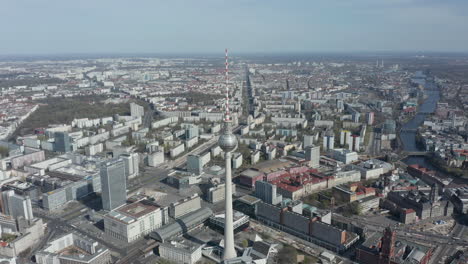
[
  {"left": 366, "top": 112, "right": 374, "bottom": 125},
  {"left": 350, "top": 135, "right": 360, "bottom": 152},
  {"left": 352, "top": 112, "right": 361, "bottom": 123},
  {"left": 336, "top": 99, "right": 344, "bottom": 111},
  {"left": 130, "top": 102, "right": 144, "bottom": 117},
  {"left": 303, "top": 135, "right": 314, "bottom": 149},
  {"left": 255, "top": 181, "right": 282, "bottom": 205},
  {"left": 340, "top": 130, "right": 352, "bottom": 147},
  {"left": 54, "top": 132, "right": 71, "bottom": 153},
  {"left": 322, "top": 131, "right": 335, "bottom": 151},
  {"left": 100, "top": 159, "right": 127, "bottom": 211},
  {"left": 305, "top": 145, "right": 320, "bottom": 168}
]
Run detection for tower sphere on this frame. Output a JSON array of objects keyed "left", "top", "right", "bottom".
[{"left": 219, "top": 131, "right": 237, "bottom": 152}]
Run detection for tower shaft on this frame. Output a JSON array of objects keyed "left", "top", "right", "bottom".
[{"left": 223, "top": 151, "right": 236, "bottom": 259}]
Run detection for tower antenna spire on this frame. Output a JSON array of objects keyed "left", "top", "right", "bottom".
[{"left": 224, "top": 48, "right": 231, "bottom": 121}]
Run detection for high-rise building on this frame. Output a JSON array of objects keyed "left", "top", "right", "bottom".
[
  {"left": 352, "top": 112, "right": 361, "bottom": 123},
  {"left": 255, "top": 181, "right": 282, "bottom": 205},
  {"left": 100, "top": 159, "right": 127, "bottom": 211},
  {"left": 340, "top": 130, "right": 352, "bottom": 147},
  {"left": 322, "top": 132, "right": 335, "bottom": 151},
  {"left": 366, "top": 112, "right": 374, "bottom": 125},
  {"left": 120, "top": 153, "right": 139, "bottom": 179},
  {"left": 303, "top": 135, "right": 314, "bottom": 149},
  {"left": 305, "top": 145, "right": 320, "bottom": 168},
  {"left": 350, "top": 135, "right": 360, "bottom": 152},
  {"left": 130, "top": 103, "right": 144, "bottom": 117},
  {"left": 1, "top": 190, "right": 33, "bottom": 220},
  {"left": 185, "top": 124, "right": 199, "bottom": 140},
  {"left": 336, "top": 99, "right": 344, "bottom": 111},
  {"left": 54, "top": 132, "right": 71, "bottom": 153},
  {"left": 187, "top": 154, "right": 203, "bottom": 175}
]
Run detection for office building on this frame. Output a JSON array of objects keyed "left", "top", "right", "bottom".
[
  {"left": 35, "top": 233, "right": 111, "bottom": 264},
  {"left": 187, "top": 154, "right": 203, "bottom": 175},
  {"left": 185, "top": 124, "right": 199, "bottom": 140},
  {"left": 1, "top": 190, "right": 33, "bottom": 221},
  {"left": 303, "top": 135, "right": 314, "bottom": 149},
  {"left": 54, "top": 132, "right": 71, "bottom": 153},
  {"left": 207, "top": 183, "right": 237, "bottom": 204},
  {"left": 148, "top": 151, "right": 165, "bottom": 167},
  {"left": 104, "top": 199, "right": 167, "bottom": 243},
  {"left": 305, "top": 145, "right": 320, "bottom": 168},
  {"left": 120, "top": 153, "right": 139, "bottom": 179},
  {"left": 254, "top": 181, "right": 282, "bottom": 205},
  {"left": 255, "top": 201, "right": 359, "bottom": 253},
  {"left": 159, "top": 240, "right": 202, "bottom": 264},
  {"left": 169, "top": 194, "right": 201, "bottom": 219},
  {"left": 332, "top": 149, "right": 358, "bottom": 164},
  {"left": 100, "top": 159, "right": 127, "bottom": 211},
  {"left": 130, "top": 102, "right": 144, "bottom": 117}
]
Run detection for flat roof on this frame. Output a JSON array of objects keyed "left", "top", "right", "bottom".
[
  {"left": 117, "top": 200, "right": 159, "bottom": 218},
  {"left": 237, "top": 195, "right": 261, "bottom": 205}
]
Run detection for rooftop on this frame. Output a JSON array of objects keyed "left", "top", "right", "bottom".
[{"left": 116, "top": 200, "right": 159, "bottom": 218}]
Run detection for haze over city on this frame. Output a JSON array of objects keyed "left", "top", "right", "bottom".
[{"left": 2, "top": 0, "right": 468, "bottom": 54}]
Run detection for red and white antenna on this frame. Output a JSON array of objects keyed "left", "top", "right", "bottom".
[{"left": 224, "top": 48, "right": 231, "bottom": 122}]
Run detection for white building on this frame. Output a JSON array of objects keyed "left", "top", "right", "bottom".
[
  {"left": 169, "top": 194, "right": 201, "bottom": 219},
  {"left": 332, "top": 149, "right": 358, "bottom": 164},
  {"left": 35, "top": 233, "right": 111, "bottom": 264},
  {"left": 159, "top": 240, "right": 202, "bottom": 264},
  {"left": 322, "top": 134, "right": 335, "bottom": 151},
  {"left": 148, "top": 151, "right": 165, "bottom": 167},
  {"left": 130, "top": 103, "right": 144, "bottom": 118},
  {"left": 85, "top": 143, "right": 103, "bottom": 156},
  {"left": 104, "top": 199, "right": 168, "bottom": 243},
  {"left": 207, "top": 183, "right": 237, "bottom": 203},
  {"left": 120, "top": 153, "right": 139, "bottom": 179},
  {"left": 305, "top": 145, "right": 320, "bottom": 168}
]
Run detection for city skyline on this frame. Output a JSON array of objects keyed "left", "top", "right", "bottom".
[{"left": 2, "top": 0, "right": 468, "bottom": 55}]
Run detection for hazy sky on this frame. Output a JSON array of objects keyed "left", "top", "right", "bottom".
[{"left": 2, "top": 0, "right": 468, "bottom": 54}]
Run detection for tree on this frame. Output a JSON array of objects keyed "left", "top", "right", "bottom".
[
  {"left": 278, "top": 245, "right": 298, "bottom": 264},
  {"left": 0, "top": 146, "right": 8, "bottom": 158},
  {"left": 303, "top": 255, "right": 318, "bottom": 264},
  {"left": 242, "top": 239, "right": 249, "bottom": 248},
  {"left": 342, "top": 202, "right": 362, "bottom": 216}
]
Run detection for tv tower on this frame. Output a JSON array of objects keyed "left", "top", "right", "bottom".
[{"left": 218, "top": 48, "right": 237, "bottom": 260}]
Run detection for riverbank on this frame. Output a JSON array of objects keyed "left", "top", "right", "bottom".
[{"left": 426, "top": 155, "right": 468, "bottom": 179}]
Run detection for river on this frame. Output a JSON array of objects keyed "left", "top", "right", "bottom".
[{"left": 400, "top": 71, "right": 440, "bottom": 170}]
